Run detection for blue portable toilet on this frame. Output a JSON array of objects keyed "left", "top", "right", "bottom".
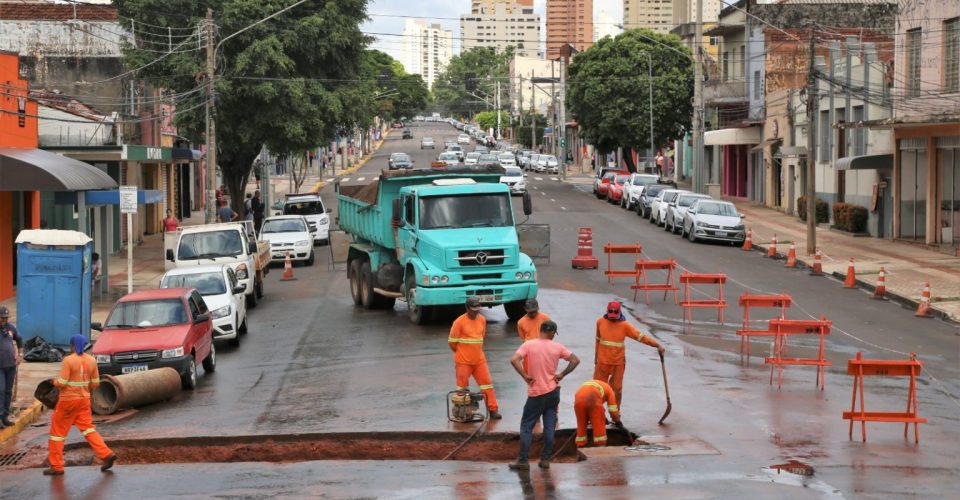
[{"left": 15, "top": 229, "right": 93, "bottom": 349}]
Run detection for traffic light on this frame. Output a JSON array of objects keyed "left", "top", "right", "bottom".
[{"left": 465, "top": 73, "right": 477, "bottom": 91}]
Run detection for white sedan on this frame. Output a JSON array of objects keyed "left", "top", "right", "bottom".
[
  {"left": 160, "top": 265, "right": 247, "bottom": 346},
  {"left": 649, "top": 189, "right": 688, "bottom": 226},
  {"left": 499, "top": 166, "right": 526, "bottom": 195},
  {"left": 259, "top": 215, "right": 315, "bottom": 265}
]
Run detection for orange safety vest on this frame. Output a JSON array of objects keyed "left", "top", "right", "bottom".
[
  {"left": 54, "top": 353, "right": 100, "bottom": 401},
  {"left": 595, "top": 318, "right": 644, "bottom": 365},
  {"left": 517, "top": 312, "right": 551, "bottom": 342},
  {"left": 449, "top": 314, "right": 487, "bottom": 365},
  {"left": 575, "top": 380, "right": 620, "bottom": 417}
]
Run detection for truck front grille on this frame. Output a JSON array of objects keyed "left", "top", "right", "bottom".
[
  {"left": 455, "top": 249, "right": 506, "bottom": 267},
  {"left": 114, "top": 351, "right": 159, "bottom": 364}
]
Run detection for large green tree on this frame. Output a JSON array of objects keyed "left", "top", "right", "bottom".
[
  {"left": 116, "top": 0, "right": 370, "bottom": 210},
  {"left": 361, "top": 50, "right": 429, "bottom": 122},
  {"left": 432, "top": 47, "right": 513, "bottom": 117},
  {"left": 566, "top": 29, "right": 693, "bottom": 172}
]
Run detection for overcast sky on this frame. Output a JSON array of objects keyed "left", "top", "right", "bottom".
[{"left": 364, "top": 0, "right": 623, "bottom": 61}]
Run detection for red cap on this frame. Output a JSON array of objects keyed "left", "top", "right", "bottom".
[{"left": 605, "top": 301, "right": 622, "bottom": 320}]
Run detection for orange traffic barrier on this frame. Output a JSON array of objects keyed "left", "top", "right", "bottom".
[
  {"left": 842, "top": 352, "right": 926, "bottom": 443},
  {"left": 572, "top": 227, "right": 599, "bottom": 269},
  {"left": 915, "top": 282, "right": 932, "bottom": 317},
  {"left": 736, "top": 293, "right": 792, "bottom": 359},
  {"left": 603, "top": 243, "right": 642, "bottom": 283},
  {"left": 872, "top": 267, "right": 887, "bottom": 300},
  {"left": 784, "top": 242, "right": 797, "bottom": 268},
  {"left": 766, "top": 234, "right": 778, "bottom": 258},
  {"left": 679, "top": 273, "right": 727, "bottom": 324},
  {"left": 630, "top": 259, "right": 680, "bottom": 304},
  {"left": 810, "top": 247, "right": 823, "bottom": 276},
  {"left": 764, "top": 316, "right": 832, "bottom": 390},
  {"left": 742, "top": 228, "right": 753, "bottom": 251},
  {"left": 280, "top": 253, "right": 297, "bottom": 281},
  {"left": 844, "top": 258, "right": 856, "bottom": 288}
]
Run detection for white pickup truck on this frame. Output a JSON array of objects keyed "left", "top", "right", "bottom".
[{"left": 165, "top": 221, "right": 270, "bottom": 307}]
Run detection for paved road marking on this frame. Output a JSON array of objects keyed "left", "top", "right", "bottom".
[
  {"left": 373, "top": 176, "right": 379, "bottom": 181},
  {"left": 342, "top": 178, "right": 350, "bottom": 182},
  {"left": 535, "top": 177, "right": 543, "bottom": 181},
  {"left": 551, "top": 177, "right": 559, "bottom": 181},
  {"left": 561, "top": 206, "right": 567, "bottom": 211},
  {"left": 540, "top": 191, "right": 547, "bottom": 196},
  {"left": 358, "top": 177, "right": 366, "bottom": 181},
  {"left": 550, "top": 198, "right": 556, "bottom": 202}
]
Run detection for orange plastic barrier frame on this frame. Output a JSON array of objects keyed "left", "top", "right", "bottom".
[
  {"left": 736, "top": 293, "right": 793, "bottom": 359},
  {"left": 630, "top": 259, "right": 680, "bottom": 304},
  {"left": 603, "top": 243, "right": 642, "bottom": 283},
  {"left": 764, "top": 317, "right": 832, "bottom": 390},
  {"left": 679, "top": 273, "right": 727, "bottom": 324},
  {"left": 842, "top": 352, "right": 926, "bottom": 444}
]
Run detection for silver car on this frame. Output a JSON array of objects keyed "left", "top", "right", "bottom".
[
  {"left": 649, "top": 189, "right": 687, "bottom": 226},
  {"left": 682, "top": 199, "right": 746, "bottom": 245},
  {"left": 665, "top": 193, "right": 712, "bottom": 234},
  {"left": 421, "top": 137, "right": 435, "bottom": 149}
]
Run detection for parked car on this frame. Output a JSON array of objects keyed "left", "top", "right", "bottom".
[
  {"left": 637, "top": 183, "right": 671, "bottom": 218},
  {"left": 389, "top": 153, "right": 414, "bottom": 170},
  {"left": 445, "top": 143, "right": 465, "bottom": 161},
  {"left": 499, "top": 166, "right": 527, "bottom": 195},
  {"left": 474, "top": 145, "right": 489, "bottom": 154},
  {"left": 621, "top": 173, "right": 660, "bottom": 210},
  {"left": 665, "top": 193, "right": 712, "bottom": 233},
  {"left": 526, "top": 154, "right": 540, "bottom": 171},
  {"left": 498, "top": 153, "right": 517, "bottom": 167},
  {"left": 259, "top": 215, "right": 315, "bottom": 266},
  {"left": 402, "top": 129, "right": 413, "bottom": 139},
  {"left": 595, "top": 170, "right": 628, "bottom": 199},
  {"left": 464, "top": 152, "right": 482, "bottom": 166},
  {"left": 458, "top": 134, "right": 471, "bottom": 144},
  {"left": 92, "top": 288, "right": 215, "bottom": 389},
  {"left": 606, "top": 174, "right": 631, "bottom": 204},
  {"left": 535, "top": 155, "right": 559, "bottom": 174},
  {"left": 477, "top": 153, "right": 501, "bottom": 167},
  {"left": 649, "top": 189, "right": 687, "bottom": 226},
  {"left": 421, "top": 137, "right": 435, "bottom": 149},
  {"left": 682, "top": 199, "right": 746, "bottom": 245},
  {"left": 282, "top": 194, "right": 331, "bottom": 245},
  {"left": 592, "top": 166, "right": 622, "bottom": 195},
  {"left": 436, "top": 151, "right": 461, "bottom": 167},
  {"left": 161, "top": 265, "right": 246, "bottom": 346}
]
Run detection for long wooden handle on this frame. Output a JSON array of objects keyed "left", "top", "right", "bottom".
[{"left": 659, "top": 351, "right": 670, "bottom": 401}]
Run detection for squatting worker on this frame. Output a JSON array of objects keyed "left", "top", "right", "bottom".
[
  {"left": 45, "top": 335, "right": 116, "bottom": 476},
  {"left": 594, "top": 301, "right": 665, "bottom": 408},
  {"left": 0, "top": 306, "right": 22, "bottom": 428},
  {"left": 449, "top": 297, "right": 501, "bottom": 419},
  {"left": 574, "top": 379, "right": 621, "bottom": 448},
  {"left": 508, "top": 320, "right": 580, "bottom": 470}
]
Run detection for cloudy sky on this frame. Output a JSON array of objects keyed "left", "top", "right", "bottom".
[{"left": 363, "top": 0, "right": 623, "bottom": 61}]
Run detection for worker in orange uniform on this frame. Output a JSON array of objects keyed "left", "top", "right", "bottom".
[
  {"left": 517, "top": 299, "right": 551, "bottom": 343},
  {"left": 574, "top": 379, "right": 621, "bottom": 447},
  {"left": 449, "top": 297, "right": 501, "bottom": 419},
  {"left": 594, "top": 301, "right": 664, "bottom": 408},
  {"left": 44, "top": 335, "right": 116, "bottom": 476}
]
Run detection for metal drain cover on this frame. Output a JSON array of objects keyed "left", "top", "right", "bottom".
[
  {"left": 625, "top": 443, "right": 671, "bottom": 452},
  {"left": 0, "top": 451, "right": 27, "bottom": 467}
]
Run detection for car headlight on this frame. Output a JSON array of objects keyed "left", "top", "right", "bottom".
[
  {"left": 236, "top": 264, "right": 249, "bottom": 280},
  {"left": 95, "top": 354, "right": 111, "bottom": 364},
  {"left": 296, "top": 240, "right": 310, "bottom": 246},
  {"left": 319, "top": 218, "right": 329, "bottom": 226},
  {"left": 161, "top": 347, "right": 185, "bottom": 359},
  {"left": 211, "top": 305, "right": 231, "bottom": 319}
]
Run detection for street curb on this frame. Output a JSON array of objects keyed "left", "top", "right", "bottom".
[
  {"left": 0, "top": 400, "right": 45, "bottom": 446},
  {"left": 328, "top": 133, "right": 389, "bottom": 183}
]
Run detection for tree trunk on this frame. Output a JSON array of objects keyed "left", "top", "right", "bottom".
[
  {"left": 623, "top": 149, "right": 637, "bottom": 173},
  {"left": 220, "top": 146, "right": 261, "bottom": 217}
]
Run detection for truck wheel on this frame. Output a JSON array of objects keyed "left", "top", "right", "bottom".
[
  {"left": 503, "top": 300, "right": 526, "bottom": 322},
  {"left": 256, "top": 277, "right": 264, "bottom": 299},
  {"left": 405, "top": 274, "right": 431, "bottom": 325},
  {"left": 182, "top": 356, "right": 197, "bottom": 390},
  {"left": 348, "top": 260, "right": 363, "bottom": 306},
  {"left": 202, "top": 342, "right": 217, "bottom": 372},
  {"left": 360, "top": 261, "right": 376, "bottom": 309}
]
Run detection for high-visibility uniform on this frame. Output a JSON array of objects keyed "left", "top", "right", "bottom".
[
  {"left": 593, "top": 317, "right": 645, "bottom": 407},
  {"left": 48, "top": 353, "right": 113, "bottom": 472},
  {"left": 517, "top": 311, "right": 551, "bottom": 372},
  {"left": 574, "top": 380, "right": 620, "bottom": 447},
  {"left": 449, "top": 313, "right": 498, "bottom": 412}
]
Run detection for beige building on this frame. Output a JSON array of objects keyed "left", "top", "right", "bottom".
[
  {"left": 471, "top": 0, "right": 533, "bottom": 14},
  {"left": 461, "top": 2, "right": 541, "bottom": 57},
  {"left": 594, "top": 8, "right": 621, "bottom": 42},
  {"left": 672, "top": 0, "right": 722, "bottom": 25},
  {"left": 509, "top": 55, "right": 560, "bottom": 116},
  {"left": 545, "top": 0, "right": 593, "bottom": 60},
  {"left": 401, "top": 19, "right": 453, "bottom": 89},
  {"left": 623, "top": 0, "right": 674, "bottom": 34}
]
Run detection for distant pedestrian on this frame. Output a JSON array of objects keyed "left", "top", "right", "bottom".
[
  {"left": 508, "top": 320, "right": 580, "bottom": 470},
  {"left": 44, "top": 335, "right": 116, "bottom": 475},
  {"left": 217, "top": 199, "right": 237, "bottom": 223},
  {"left": 251, "top": 190, "right": 265, "bottom": 233},
  {"left": 655, "top": 154, "right": 665, "bottom": 177},
  {"left": 0, "top": 306, "right": 23, "bottom": 429},
  {"left": 594, "top": 301, "right": 664, "bottom": 409},
  {"left": 91, "top": 253, "right": 102, "bottom": 283},
  {"left": 449, "top": 297, "right": 501, "bottom": 420},
  {"left": 163, "top": 209, "right": 180, "bottom": 233},
  {"left": 244, "top": 193, "right": 254, "bottom": 221},
  {"left": 253, "top": 160, "right": 263, "bottom": 189}
]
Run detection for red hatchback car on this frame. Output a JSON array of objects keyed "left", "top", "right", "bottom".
[
  {"left": 92, "top": 288, "right": 215, "bottom": 389},
  {"left": 595, "top": 170, "right": 628, "bottom": 199},
  {"left": 606, "top": 174, "right": 631, "bottom": 204}
]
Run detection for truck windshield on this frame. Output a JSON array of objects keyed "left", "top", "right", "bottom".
[
  {"left": 161, "top": 272, "right": 226, "bottom": 296},
  {"left": 419, "top": 194, "right": 513, "bottom": 229},
  {"left": 283, "top": 200, "right": 325, "bottom": 215},
  {"left": 106, "top": 299, "right": 187, "bottom": 328},
  {"left": 178, "top": 230, "right": 243, "bottom": 259}
]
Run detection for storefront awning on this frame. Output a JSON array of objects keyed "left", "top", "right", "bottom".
[
  {"left": 778, "top": 146, "right": 807, "bottom": 157},
  {"left": 54, "top": 189, "right": 164, "bottom": 206},
  {"left": 835, "top": 153, "right": 893, "bottom": 171},
  {"left": 0, "top": 147, "right": 118, "bottom": 191},
  {"left": 704, "top": 127, "right": 761, "bottom": 146},
  {"left": 751, "top": 138, "right": 782, "bottom": 152}
]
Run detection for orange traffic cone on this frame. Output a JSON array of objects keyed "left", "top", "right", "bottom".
[
  {"left": 281, "top": 253, "right": 297, "bottom": 281},
  {"left": 742, "top": 228, "right": 753, "bottom": 251},
  {"left": 844, "top": 258, "right": 856, "bottom": 288},
  {"left": 767, "top": 234, "right": 778, "bottom": 258},
  {"left": 915, "top": 282, "right": 932, "bottom": 317},
  {"left": 784, "top": 242, "right": 797, "bottom": 268},
  {"left": 872, "top": 267, "right": 887, "bottom": 300},
  {"left": 810, "top": 247, "right": 823, "bottom": 276}
]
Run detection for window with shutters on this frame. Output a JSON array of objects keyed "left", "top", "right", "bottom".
[
  {"left": 906, "top": 29, "right": 922, "bottom": 97},
  {"left": 945, "top": 18, "right": 959, "bottom": 93}
]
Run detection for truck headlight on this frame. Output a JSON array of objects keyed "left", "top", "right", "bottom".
[
  {"left": 440, "top": 276, "right": 449, "bottom": 283},
  {"left": 211, "top": 305, "right": 231, "bottom": 319},
  {"left": 161, "top": 347, "right": 184, "bottom": 358},
  {"left": 236, "top": 264, "right": 249, "bottom": 280},
  {"left": 515, "top": 272, "right": 523, "bottom": 279},
  {"left": 431, "top": 276, "right": 440, "bottom": 284},
  {"left": 95, "top": 354, "right": 111, "bottom": 364},
  {"left": 523, "top": 272, "right": 532, "bottom": 279}
]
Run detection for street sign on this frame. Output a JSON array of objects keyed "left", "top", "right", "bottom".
[{"left": 119, "top": 186, "right": 138, "bottom": 214}]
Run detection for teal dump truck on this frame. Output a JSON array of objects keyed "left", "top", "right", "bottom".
[{"left": 337, "top": 166, "right": 538, "bottom": 324}]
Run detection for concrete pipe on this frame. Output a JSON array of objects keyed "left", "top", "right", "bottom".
[{"left": 92, "top": 367, "right": 182, "bottom": 415}]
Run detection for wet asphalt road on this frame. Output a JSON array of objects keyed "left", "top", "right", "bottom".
[{"left": 2, "top": 123, "right": 959, "bottom": 498}]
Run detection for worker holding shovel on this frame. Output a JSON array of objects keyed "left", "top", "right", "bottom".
[{"left": 594, "top": 301, "right": 665, "bottom": 409}]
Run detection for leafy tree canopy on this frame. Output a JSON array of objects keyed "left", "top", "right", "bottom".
[
  {"left": 474, "top": 111, "right": 508, "bottom": 131},
  {"left": 566, "top": 29, "right": 693, "bottom": 172},
  {"left": 361, "top": 50, "right": 429, "bottom": 122},
  {"left": 432, "top": 47, "right": 513, "bottom": 117}
]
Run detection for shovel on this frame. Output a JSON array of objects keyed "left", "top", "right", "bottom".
[{"left": 657, "top": 351, "right": 672, "bottom": 425}]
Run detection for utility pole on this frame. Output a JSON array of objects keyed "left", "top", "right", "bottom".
[
  {"left": 692, "top": 0, "right": 704, "bottom": 193},
  {"left": 805, "top": 27, "right": 819, "bottom": 255},
  {"left": 644, "top": 52, "right": 654, "bottom": 174},
  {"left": 204, "top": 8, "right": 218, "bottom": 224},
  {"left": 559, "top": 54, "right": 567, "bottom": 180},
  {"left": 496, "top": 80, "right": 501, "bottom": 140},
  {"left": 531, "top": 71, "right": 536, "bottom": 151}
]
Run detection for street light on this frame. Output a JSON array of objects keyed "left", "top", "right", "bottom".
[{"left": 641, "top": 52, "right": 655, "bottom": 174}]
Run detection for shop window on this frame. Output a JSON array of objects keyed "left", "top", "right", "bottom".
[
  {"left": 938, "top": 137, "right": 960, "bottom": 245},
  {"left": 819, "top": 110, "right": 831, "bottom": 162}
]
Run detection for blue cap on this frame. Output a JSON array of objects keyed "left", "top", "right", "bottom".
[{"left": 70, "top": 334, "right": 87, "bottom": 355}]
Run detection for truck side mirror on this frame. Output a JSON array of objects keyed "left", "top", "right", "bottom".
[
  {"left": 392, "top": 198, "right": 404, "bottom": 226},
  {"left": 522, "top": 191, "right": 533, "bottom": 216},
  {"left": 166, "top": 249, "right": 175, "bottom": 261}
]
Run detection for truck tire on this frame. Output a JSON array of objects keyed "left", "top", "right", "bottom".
[
  {"left": 256, "top": 276, "right": 264, "bottom": 299},
  {"left": 348, "top": 260, "right": 363, "bottom": 306},
  {"left": 360, "top": 261, "right": 376, "bottom": 309},
  {"left": 405, "top": 273, "right": 432, "bottom": 325},
  {"left": 503, "top": 300, "right": 526, "bottom": 322}
]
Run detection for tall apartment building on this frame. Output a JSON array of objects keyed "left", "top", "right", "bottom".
[
  {"left": 401, "top": 19, "right": 453, "bottom": 89},
  {"left": 672, "top": 0, "right": 722, "bottom": 25},
  {"left": 545, "top": 0, "right": 593, "bottom": 60},
  {"left": 594, "top": 8, "right": 622, "bottom": 41},
  {"left": 461, "top": 2, "right": 541, "bottom": 57},
  {"left": 623, "top": 0, "right": 674, "bottom": 33},
  {"left": 471, "top": 0, "right": 533, "bottom": 14}
]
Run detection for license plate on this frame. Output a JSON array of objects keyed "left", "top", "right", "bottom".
[
  {"left": 474, "top": 294, "right": 495, "bottom": 303},
  {"left": 273, "top": 253, "right": 285, "bottom": 259},
  {"left": 121, "top": 364, "right": 148, "bottom": 374}
]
